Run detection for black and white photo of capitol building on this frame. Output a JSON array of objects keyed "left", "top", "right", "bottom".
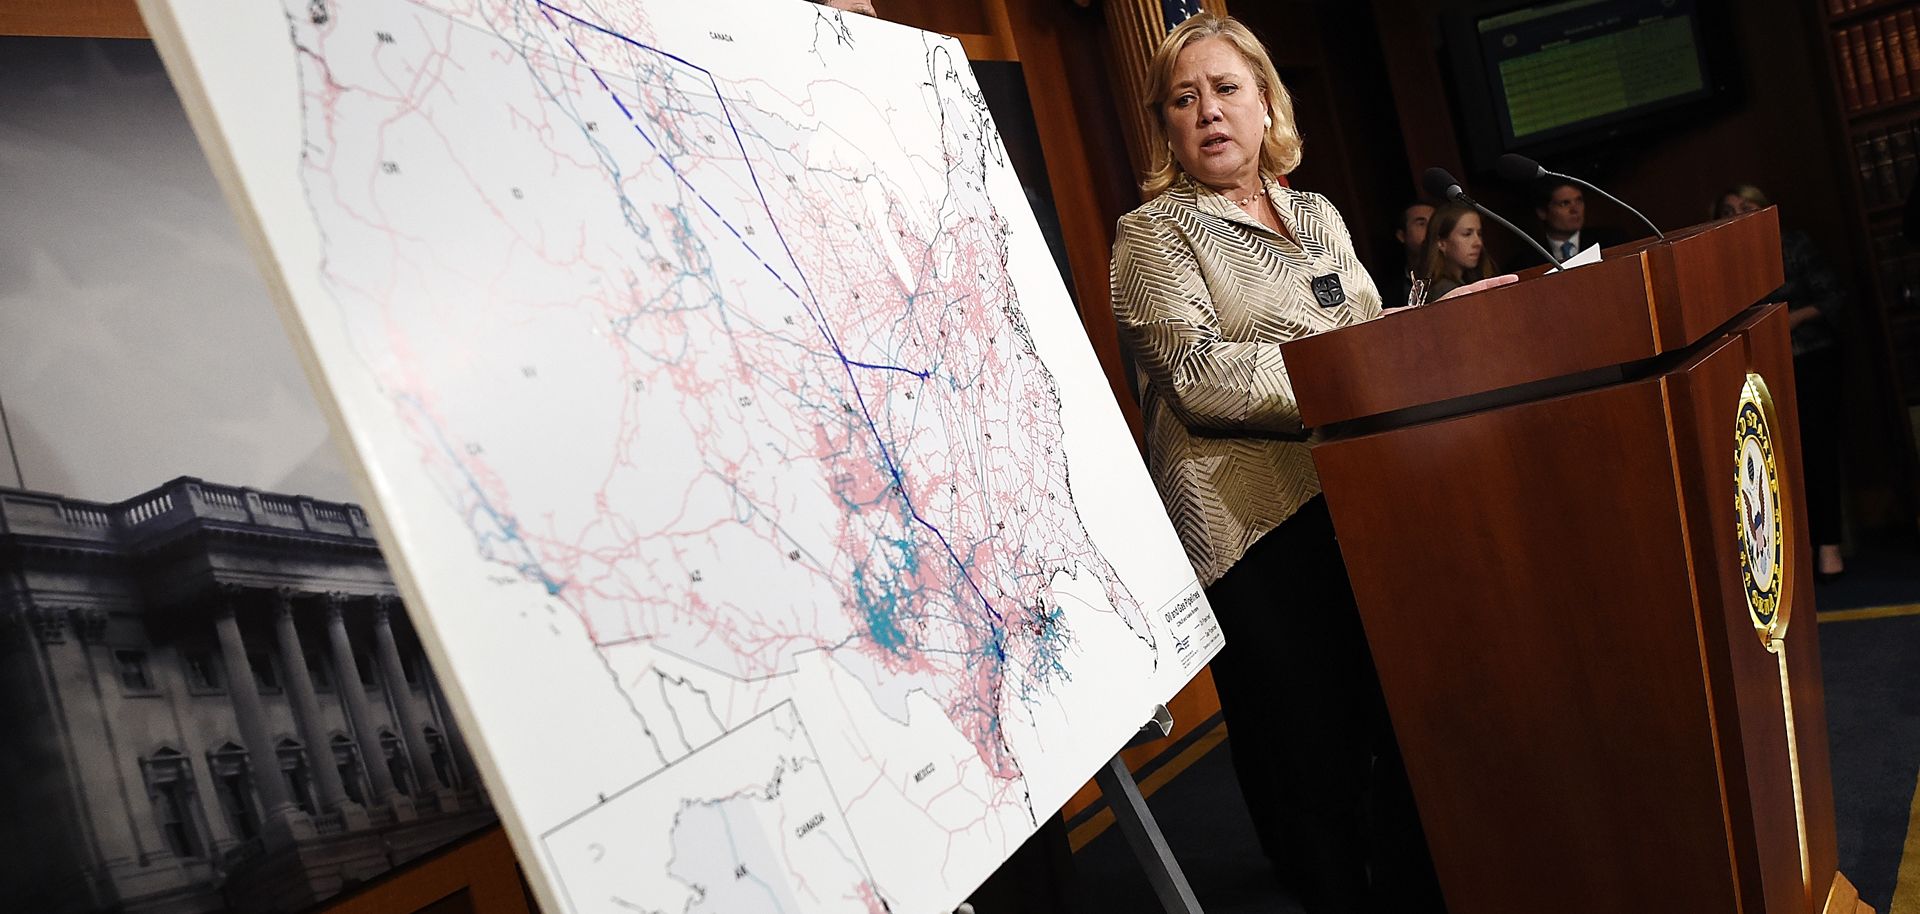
[
  {"left": 0, "top": 34, "right": 504, "bottom": 914},
  {"left": 0, "top": 476, "right": 495, "bottom": 913}
]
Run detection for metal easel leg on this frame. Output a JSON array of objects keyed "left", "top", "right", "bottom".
[{"left": 1090, "top": 705, "right": 1204, "bottom": 914}]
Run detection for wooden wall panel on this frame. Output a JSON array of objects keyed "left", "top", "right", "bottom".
[
  {"left": 1002, "top": 0, "right": 1144, "bottom": 437},
  {"left": 0, "top": 0, "right": 148, "bottom": 37},
  {"left": 876, "top": 0, "right": 993, "bottom": 38},
  {"left": 321, "top": 827, "right": 533, "bottom": 914},
  {"left": 1097, "top": 0, "right": 1227, "bottom": 185}
]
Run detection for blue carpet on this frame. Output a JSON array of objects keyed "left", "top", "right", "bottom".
[
  {"left": 1821, "top": 612, "right": 1920, "bottom": 911},
  {"left": 1815, "top": 537, "right": 1920, "bottom": 612}
]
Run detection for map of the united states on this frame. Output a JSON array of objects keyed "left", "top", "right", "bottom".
[{"left": 142, "top": 0, "right": 1219, "bottom": 910}]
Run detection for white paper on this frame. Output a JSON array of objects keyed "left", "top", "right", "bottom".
[{"left": 1546, "top": 241, "right": 1606, "bottom": 273}]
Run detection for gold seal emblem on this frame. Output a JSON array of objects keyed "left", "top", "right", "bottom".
[{"left": 1735, "top": 373, "right": 1787, "bottom": 644}]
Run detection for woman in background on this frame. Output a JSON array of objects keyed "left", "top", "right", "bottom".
[
  {"left": 1714, "top": 185, "right": 1848, "bottom": 579},
  {"left": 1418, "top": 203, "right": 1498, "bottom": 300}
]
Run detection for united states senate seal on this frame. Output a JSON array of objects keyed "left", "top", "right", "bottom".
[{"left": 1736, "top": 373, "right": 1787, "bottom": 642}]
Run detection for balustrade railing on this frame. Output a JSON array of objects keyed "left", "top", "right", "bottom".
[
  {"left": 66, "top": 505, "right": 112, "bottom": 527},
  {"left": 200, "top": 486, "right": 247, "bottom": 511},
  {"left": 122, "top": 492, "right": 174, "bottom": 526},
  {"left": 2, "top": 478, "right": 377, "bottom": 543},
  {"left": 257, "top": 495, "right": 301, "bottom": 517},
  {"left": 312, "top": 504, "right": 349, "bottom": 524}
]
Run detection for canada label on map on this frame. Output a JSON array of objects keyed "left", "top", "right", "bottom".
[{"left": 136, "top": 0, "right": 1221, "bottom": 911}]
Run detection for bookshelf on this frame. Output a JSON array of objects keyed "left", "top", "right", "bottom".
[{"left": 1816, "top": 0, "right": 1920, "bottom": 526}]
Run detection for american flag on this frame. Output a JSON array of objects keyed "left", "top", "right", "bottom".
[{"left": 1161, "top": 0, "right": 1206, "bottom": 32}]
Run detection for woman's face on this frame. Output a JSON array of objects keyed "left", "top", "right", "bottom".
[
  {"left": 1163, "top": 37, "right": 1268, "bottom": 192},
  {"left": 1438, "top": 213, "right": 1484, "bottom": 273},
  {"left": 1719, "top": 194, "right": 1762, "bottom": 219}
]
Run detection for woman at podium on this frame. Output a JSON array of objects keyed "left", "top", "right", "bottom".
[{"left": 1107, "top": 13, "right": 1482, "bottom": 913}]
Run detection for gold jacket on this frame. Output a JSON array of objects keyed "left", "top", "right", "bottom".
[{"left": 1110, "top": 175, "right": 1382, "bottom": 586}]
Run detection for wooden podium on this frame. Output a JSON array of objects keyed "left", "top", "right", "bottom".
[{"left": 1279, "top": 208, "right": 1869, "bottom": 913}]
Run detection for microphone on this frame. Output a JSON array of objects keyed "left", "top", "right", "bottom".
[
  {"left": 1422, "top": 167, "right": 1562, "bottom": 269},
  {"left": 1496, "top": 153, "right": 1665, "bottom": 241}
]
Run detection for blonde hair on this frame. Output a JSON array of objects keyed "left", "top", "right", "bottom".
[
  {"left": 1711, "top": 184, "right": 1771, "bottom": 219},
  {"left": 1138, "top": 14, "right": 1302, "bottom": 198}
]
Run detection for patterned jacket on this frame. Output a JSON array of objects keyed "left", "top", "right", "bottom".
[{"left": 1110, "top": 175, "right": 1382, "bottom": 586}]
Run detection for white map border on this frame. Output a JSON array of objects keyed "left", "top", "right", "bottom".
[{"left": 134, "top": 1, "right": 1220, "bottom": 911}]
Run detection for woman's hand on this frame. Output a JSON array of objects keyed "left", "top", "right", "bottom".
[{"left": 1434, "top": 274, "right": 1519, "bottom": 302}]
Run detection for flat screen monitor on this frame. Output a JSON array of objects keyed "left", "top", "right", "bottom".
[{"left": 1447, "top": 0, "right": 1732, "bottom": 169}]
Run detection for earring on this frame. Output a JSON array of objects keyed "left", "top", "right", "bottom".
[{"left": 1263, "top": 114, "right": 1273, "bottom": 129}]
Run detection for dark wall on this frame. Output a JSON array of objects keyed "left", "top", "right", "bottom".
[
  {"left": 1233, "top": 3, "right": 1414, "bottom": 275},
  {"left": 1375, "top": 0, "right": 1851, "bottom": 269},
  {"left": 1364, "top": 0, "right": 1920, "bottom": 532},
  {"left": 1573, "top": 0, "right": 1849, "bottom": 257},
  {"left": 1224, "top": 0, "right": 1851, "bottom": 290}
]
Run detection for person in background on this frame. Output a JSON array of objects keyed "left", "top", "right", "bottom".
[
  {"left": 1108, "top": 12, "right": 1503, "bottom": 912},
  {"left": 1507, "top": 177, "right": 1630, "bottom": 269},
  {"left": 1715, "top": 185, "right": 1849, "bottom": 579},
  {"left": 1417, "top": 202, "right": 1498, "bottom": 300},
  {"left": 1381, "top": 200, "right": 1435, "bottom": 308}
]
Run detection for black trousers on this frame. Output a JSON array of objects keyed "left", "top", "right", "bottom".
[
  {"left": 1205, "top": 496, "right": 1444, "bottom": 914},
  {"left": 1794, "top": 345, "right": 1845, "bottom": 548}
]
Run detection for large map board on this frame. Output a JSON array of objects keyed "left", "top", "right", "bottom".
[{"left": 134, "top": 1, "right": 1222, "bottom": 911}]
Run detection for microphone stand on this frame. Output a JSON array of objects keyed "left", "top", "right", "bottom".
[
  {"left": 1457, "top": 191, "right": 1563, "bottom": 268},
  {"left": 1549, "top": 171, "right": 1666, "bottom": 241}
]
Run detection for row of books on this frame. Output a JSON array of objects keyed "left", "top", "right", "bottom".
[
  {"left": 1854, "top": 122, "right": 1920, "bottom": 208},
  {"left": 1830, "top": 0, "right": 1897, "bottom": 16},
  {"left": 1833, "top": 10, "right": 1920, "bottom": 112}
]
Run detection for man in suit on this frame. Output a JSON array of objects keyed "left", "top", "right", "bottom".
[
  {"left": 1507, "top": 177, "right": 1631, "bottom": 269},
  {"left": 1379, "top": 199, "right": 1435, "bottom": 308}
]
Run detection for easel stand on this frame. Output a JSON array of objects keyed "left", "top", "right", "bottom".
[{"left": 1090, "top": 704, "right": 1204, "bottom": 914}]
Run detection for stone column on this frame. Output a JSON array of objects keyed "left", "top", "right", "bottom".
[
  {"left": 24, "top": 598, "right": 127, "bottom": 888},
  {"left": 212, "top": 587, "right": 310, "bottom": 846},
  {"left": 269, "top": 588, "right": 366, "bottom": 829},
  {"left": 427, "top": 672, "right": 482, "bottom": 792},
  {"left": 372, "top": 596, "right": 446, "bottom": 800},
  {"left": 323, "top": 592, "right": 407, "bottom": 817}
]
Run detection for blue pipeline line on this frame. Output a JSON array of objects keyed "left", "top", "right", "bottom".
[
  {"left": 399, "top": 395, "right": 567, "bottom": 596},
  {"left": 844, "top": 360, "right": 931, "bottom": 380},
  {"left": 532, "top": 0, "right": 1007, "bottom": 655}
]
